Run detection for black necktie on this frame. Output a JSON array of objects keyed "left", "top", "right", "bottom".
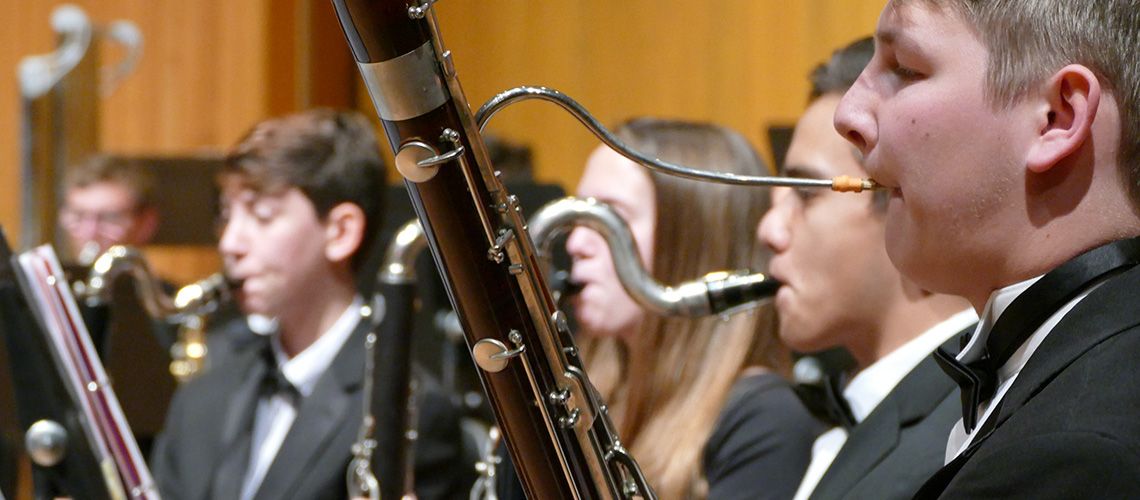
[
  {"left": 933, "top": 237, "right": 1140, "bottom": 433},
  {"left": 821, "top": 373, "right": 857, "bottom": 430}
]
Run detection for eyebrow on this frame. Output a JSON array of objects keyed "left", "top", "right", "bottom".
[
  {"left": 876, "top": 29, "right": 898, "bottom": 46},
  {"left": 782, "top": 164, "right": 828, "bottom": 180}
]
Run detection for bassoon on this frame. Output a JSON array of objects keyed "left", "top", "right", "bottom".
[{"left": 330, "top": 1, "right": 654, "bottom": 497}]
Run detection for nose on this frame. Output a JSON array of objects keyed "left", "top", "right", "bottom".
[
  {"left": 833, "top": 74, "right": 877, "bottom": 157},
  {"left": 72, "top": 218, "right": 100, "bottom": 241},
  {"left": 565, "top": 226, "right": 600, "bottom": 262},
  {"left": 757, "top": 188, "right": 793, "bottom": 253},
  {"left": 217, "top": 215, "right": 248, "bottom": 263}
]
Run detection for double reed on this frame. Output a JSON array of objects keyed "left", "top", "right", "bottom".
[{"left": 331, "top": 1, "right": 654, "bottom": 498}]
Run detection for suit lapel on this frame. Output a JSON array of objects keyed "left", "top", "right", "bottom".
[
  {"left": 990, "top": 265, "right": 1140, "bottom": 430},
  {"left": 251, "top": 318, "right": 368, "bottom": 500},
  {"left": 206, "top": 346, "right": 269, "bottom": 498},
  {"left": 811, "top": 334, "right": 965, "bottom": 499},
  {"left": 811, "top": 396, "right": 900, "bottom": 499},
  {"left": 914, "top": 266, "right": 1140, "bottom": 498}
]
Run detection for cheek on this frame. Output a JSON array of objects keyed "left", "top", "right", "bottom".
[
  {"left": 628, "top": 219, "right": 655, "bottom": 268},
  {"left": 265, "top": 224, "right": 327, "bottom": 272}
]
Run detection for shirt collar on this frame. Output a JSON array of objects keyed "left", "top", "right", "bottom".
[
  {"left": 844, "top": 309, "right": 978, "bottom": 422},
  {"left": 270, "top": 296, "right": 363, "bottom": 397},
  {"left": 957, "top": 275, "right": 1043, "bottom": 365}
]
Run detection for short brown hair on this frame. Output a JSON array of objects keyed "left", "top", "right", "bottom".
[
  {"left": 898, "top": 0, "right": 1140, "bottom": 205},
  {"left": 64, "top": 154, "right": 156, "bottom": 209},
  {"left": 223, "top": 108, "right": 387, "bottom": 269},
  {"left": 810, "top": 36, "right": 875, "bottom": 101}
]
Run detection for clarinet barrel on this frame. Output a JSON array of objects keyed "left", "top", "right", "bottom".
[{"left": 330, "top": 1, "right": 654, "bottom": 498}]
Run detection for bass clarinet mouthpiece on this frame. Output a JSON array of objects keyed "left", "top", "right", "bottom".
[{"left": 701, "top": 271, "right": 781, "bottom": 315}]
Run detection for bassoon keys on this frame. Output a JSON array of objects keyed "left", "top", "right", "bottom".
[{"left": 330, "top": 1, "right": 654, "bottom": 497}]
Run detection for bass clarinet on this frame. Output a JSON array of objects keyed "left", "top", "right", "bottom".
[
  {"left": 330, "top": 1, "right": 655, "bottom": 498},
  {"left": 348, "top": 220, "right": 427, "bottom": 500}
]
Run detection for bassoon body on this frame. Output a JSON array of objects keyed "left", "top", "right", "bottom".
[{"left": 330, "top": 1, "right": 654, "bottom": 498}]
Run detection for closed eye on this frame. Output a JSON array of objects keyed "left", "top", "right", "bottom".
[{"left": 892, "top": 64, "right": 923, "bottom": 82}]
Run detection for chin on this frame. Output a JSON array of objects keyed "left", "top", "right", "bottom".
[
  {"left": 237, "top": 298, "right": 273, "bottom": 318},
  {"left": 778, "top": 324, "right": 830, "bottom": 354}
]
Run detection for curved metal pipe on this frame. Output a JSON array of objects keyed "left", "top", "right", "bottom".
[
  {"left": 17, "top": 4, "right": 93, "bottom": 99},
  {"left": 80, "top": 246, "right": 229, "bottom": 322},
  {"left": 528, "top": 197, "right": 779, "bottom": 317},
  {"left": 100, "top": 20, "right": 144, "bottom": 97},
  {"left": 477, "top": 86, "right": 878, "bottom": 192},
  {"left": 379, "top": 220, "right": 429, "bottom": 284}
]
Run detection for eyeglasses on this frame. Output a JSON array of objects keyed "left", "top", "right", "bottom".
[{"left": 58, "top": 206, "right": 137, "bottom": 231}]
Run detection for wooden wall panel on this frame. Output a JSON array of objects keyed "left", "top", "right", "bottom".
[
  {"left": 0, "top": 0, "right": 356, "bottom": 284},
  {"left": 3, "top": 0, "right": 884, "bottom": 268},
  {"left": 426, "top": 0, "right": 885, "bottom": 190}
]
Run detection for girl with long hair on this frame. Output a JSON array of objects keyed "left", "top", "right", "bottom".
[{"left": 566, "top": 118, "right": 822, "bottom": 499}]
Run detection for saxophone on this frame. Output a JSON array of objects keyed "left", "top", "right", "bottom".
[
  {"left": 78, "top": 245, "right": 231, "bottom": 382},
  {"left": 331, "top": 1, "right": 654, "bottom": 497}
]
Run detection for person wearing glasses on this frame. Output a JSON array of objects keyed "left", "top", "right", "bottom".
[{"left": 59, "top": 155, "right": 160, "bottom": 265}]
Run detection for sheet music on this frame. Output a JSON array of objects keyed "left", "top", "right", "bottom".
[{"left": 14, "top": 245, "right": 160, "bottom": 499}]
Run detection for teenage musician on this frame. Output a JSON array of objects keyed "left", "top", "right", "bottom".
[
  {"left": 833, "top": 1, "right": 1140, "bottom": 496},
  {"left": 150, "top": 109, "right": 472, "bottom": 500},
  {"left": 758, "top": 37, "right": 976, "bottom": 500},
  {"left": 565, "top": 118, "right": 822, "bottom": 499}
]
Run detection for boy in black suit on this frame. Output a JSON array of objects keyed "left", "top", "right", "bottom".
[
  {"left": 758, "top": 37, "right": 976, "bottom": 500},
  {"left": 834, "top": 1, "right": 1140, "bottom": 497},
  {"left": 151, "top": 109, "right": 470, "bottom": 500}
]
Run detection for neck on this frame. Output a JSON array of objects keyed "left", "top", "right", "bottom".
[
  {"left": 969, "top": 227, "right": 1140, "bottom": 312},
  {"left": 967, "top": 153, "right": 1140, "bottom": 308},
  {"left": 848, "top": 293, "right": 970, "bottom": 370},
  {"left": 276, "top": 274, "right": 357, "bottom": 358}
]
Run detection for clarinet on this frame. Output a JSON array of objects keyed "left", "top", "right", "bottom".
[{"left": 330, "top": 1, "right": 655, "bottom": 498}]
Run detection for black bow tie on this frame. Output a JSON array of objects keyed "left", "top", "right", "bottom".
[
  {"left": 821, "top": 373, "right": 857, "bottom": 430},
  {"left": 259, "top": 342, "right": 299, "bottom": 400},
  {"left": 934, "top": 237, "right": 1140, "bottom": 433}
]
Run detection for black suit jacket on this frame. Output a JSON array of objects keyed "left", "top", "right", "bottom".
[
  {"left": 915, "top": 265, "right": 1140, "bottom": 498},
  {"left": 150, "top": 314, "right": 471, "bottom": 500},
  {"left": 809, "top": 330, "right": 970, "bottom": 500}
]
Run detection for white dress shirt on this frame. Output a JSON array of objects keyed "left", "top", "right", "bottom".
[
  {"left": 239, "top": 297, "right": 365, "bottom": 500},
  {"left": 793, "top": 309, "right": 978, "bottom": 500},
  {"left": 945, "top": 274, "right": 1110, "bottom": 462}
]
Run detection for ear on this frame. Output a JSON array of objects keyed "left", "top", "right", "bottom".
[
  {"left": 1026, "top": 64, "right": 1101, "bottom": 174},
  {"left": 322, "top": 202, "right": 366, "bottom": 265},
  {"left": 130, "top": 206, "right": 160, "bottom": 245}
]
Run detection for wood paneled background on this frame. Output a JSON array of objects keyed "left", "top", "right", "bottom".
[{"left": 1, "top": 0, "right": 884, "bottom": 283}]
